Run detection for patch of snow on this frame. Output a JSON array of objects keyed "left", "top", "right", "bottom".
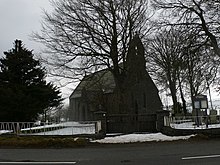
[
  {"left": 91, "top": 133, "right": 195, "bottom": 144},
  {"left": 0, "top": 130, "right": 12, "bottom": 135}
]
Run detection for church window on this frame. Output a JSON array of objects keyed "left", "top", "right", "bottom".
[{"left": 135, "top": 46, "right": 138, "bottom": 55}]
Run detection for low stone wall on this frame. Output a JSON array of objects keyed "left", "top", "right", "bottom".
[{"left": 161, "top": 126, "right": 220, "bottom": 137}]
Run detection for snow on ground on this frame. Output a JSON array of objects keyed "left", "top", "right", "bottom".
[
  {"left": 22, "top": 122, "right": 95, "bottom": 131},
  {"left": 33, "top": 126, "right": 95, "bottom": 135},
  {"left": 29, "top": 122, "right": 96, "bottom": 135},
  {"left": 0, "top": 130, "right": 12, "bottom": 134},
  {"left": 0, "top": 121, "right": 196, "bottom": 144},
  {"left": 91, "top": 133, "right": 195, "bottom": 144},
  {"left": 0, "top": 122, "right": 96, "bottom": 135}
]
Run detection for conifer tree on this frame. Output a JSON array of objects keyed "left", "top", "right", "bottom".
[{"left": 0, "top": 40, "right": 62, "bottom": 122}]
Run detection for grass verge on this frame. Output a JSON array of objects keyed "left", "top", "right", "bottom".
[{"left": 0, "top": 135, "right": 89, "bottom": 148}]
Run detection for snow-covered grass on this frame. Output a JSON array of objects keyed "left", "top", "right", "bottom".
[
  {"left": 22, "top": 122, "right": 95, "bottom": 130},
  {"left": 33, "top": 126, "right": 95, "bottom": 135},
  {"left": 0, "top": 122, "right": 97, "bottom": 135},
  {"left": 91, "top": 133, "right": 195, "bottom": 144},
  {"left": 166, "top": 115, "right": 220, "bottom": 130},
  {"left": 28, "top": 122, "right": 96, "bottom": 135}
]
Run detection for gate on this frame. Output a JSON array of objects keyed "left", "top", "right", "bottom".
[{"left": 106, "top": 114, "right": 157, "bottom": 133}]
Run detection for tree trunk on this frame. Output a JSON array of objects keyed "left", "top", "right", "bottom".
[
  {"left": 178, "top": 75, "right": 187, "bottom": 115},
  {"left": 167, "top": 71, "right": 178, "bottom": 115},
  {"left": 169, "top": 81, "right": 178, "bottom": 115}
]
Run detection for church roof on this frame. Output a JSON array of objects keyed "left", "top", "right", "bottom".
[{"left": 70, "top": 68, "right": 115, "bottom": 99}]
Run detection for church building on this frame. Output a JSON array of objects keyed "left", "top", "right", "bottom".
[{"left": 69, "top": 35, "right": 162, "bottom": 133}]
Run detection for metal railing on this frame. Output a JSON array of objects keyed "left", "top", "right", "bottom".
[
  {"left": 164, "top": 115, "right": 220, "bottom": 129},
  {"left": 0, "top": 121, "right": 102, "bottom": 136}
]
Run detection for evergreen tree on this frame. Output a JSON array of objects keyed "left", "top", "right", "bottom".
[{"left": 0, "top": 40, "right": 63, "bottom": 122}]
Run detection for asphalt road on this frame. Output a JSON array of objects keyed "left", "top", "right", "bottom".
[{"left": 1, "top": 139, "right": 220, "bottom": 165}]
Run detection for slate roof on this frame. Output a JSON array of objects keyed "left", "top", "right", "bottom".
[{"left": 70, "top": 68, "right": 116, "bottom": 99}]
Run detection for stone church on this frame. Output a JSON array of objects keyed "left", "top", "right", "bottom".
[{"left": 69, "top": 35, "right": 162, "bottom": 133}]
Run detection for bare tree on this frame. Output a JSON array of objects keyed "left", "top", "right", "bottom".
[
  {"left": 183, "top": 38, "right": 218, "bottom": 109},
  {"left": 147, "top": 27, "right": 186, "bottom": 114},
  {"left": 152, "top": 0, "right": 220, "bottom": 56},
  {"left": 147, "top": 26, "right": 218, "bottom": 115},
  {"left": 33, "top": 0, "right": 153, "bottom": 90}
]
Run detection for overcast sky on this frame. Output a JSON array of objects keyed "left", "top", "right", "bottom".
[
  {"left": 0, "top": 0, "right": 73, "bottom": 104},
  {"left": 0, "top": 0, "right": 219, "bottom": 103},
  {"left": 0, "top": 0, "right": 52, "bottom": 57}
]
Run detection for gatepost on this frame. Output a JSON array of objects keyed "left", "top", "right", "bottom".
[
  {"left": 94, "top": 110, "right": 107, "bottom": 135},
  {"left": 156, "top": 110, "right": 170, "bottom": 131}
]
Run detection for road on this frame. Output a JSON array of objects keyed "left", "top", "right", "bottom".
[{"left": 1, "top": 139, "right": 220, "bottom": 165}]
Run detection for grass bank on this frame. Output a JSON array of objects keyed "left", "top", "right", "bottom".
[{"left": 0, "top": 135, "right": 90, "bottom": 148}]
